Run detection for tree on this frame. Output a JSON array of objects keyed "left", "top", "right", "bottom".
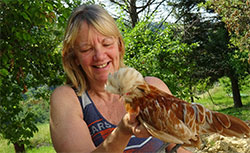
[
  {"left": 116, "top": 16, "right": 196, "bottom": 99},
  {"left": 164, "top": 0, "right": 249, "bottom": 107},
  {"left": 208, "top": 0, "right": 250, "bottom": 62},
  {"left": 165, "top": 0, "right": 209, "bottom": 102},
  {"left": 111, "top": 0, "right": 211, "bottom": 100},
  {"left": 199, "top": 24, "right": 249, "bottom": 107},
  {"left": 108, "top": 0, "right": 167, "bottom": 27},
  {"left": 0, "top": 0, "right": 82, "bottom": 152}
]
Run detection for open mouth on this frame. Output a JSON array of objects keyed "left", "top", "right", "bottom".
[{"left": 94, "top": 62, "right": 110, "bottom": 68}]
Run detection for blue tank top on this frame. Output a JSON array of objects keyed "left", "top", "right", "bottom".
[{"left": 77, "top": 91, "right": 166, "bottom": 152}]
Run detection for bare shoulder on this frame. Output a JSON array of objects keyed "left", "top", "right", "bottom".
[
  {"left": 144, "top": 76, "right": 172, "bottom": 95},
  {"left": 50, "top": 85, "right": 95, "bottom": 152},
  {"left": 51, "top": 85, "right": 75, "bottom": 98},
  {"left": 50, "top": 85, "right": 77, "bottom": 104},
  {"left": 50, "top": 85, "right": 82, "bottom": 118}
]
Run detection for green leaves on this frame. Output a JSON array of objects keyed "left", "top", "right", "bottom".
[
  {"left": 0, "top": 69, "right": 8, "bottom": 86},
  {"left": 0, "top": 69, "right": 8, "bottom": 76},
  {"left": 21, "top": 12, "right": 31, "bottom": 22},
  {"left": 0, "top": 0, "right": 81, "bottom": 151},
  {"left": 208, "top": 0, "right": 250, "bottom": 60},
  {"left": 119, "top": 19, "right": 195, "bottom": 98}
]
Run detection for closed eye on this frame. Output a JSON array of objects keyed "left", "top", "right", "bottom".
[
  {"left": 80, "top": 48, "right": 92, "bottom": 52},
  {"left": 103, "top": 37, "right": 115, "bottom": 47},
  {"left": 79, "top": 44, "right": 92, "bottom": 52},
  {"left": 137, "top": 87, "right": 146, "bottom": 93},
  {"left": 103, "top": 43, "right": 113, "bottom": 47}
]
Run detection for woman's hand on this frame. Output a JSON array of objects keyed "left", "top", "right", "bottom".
[
  {"left": 118, "top": 107, "right": 151, "bottom": 138},
  {"left": 94, "top": 107, "right": 151, "bottom": 152}
]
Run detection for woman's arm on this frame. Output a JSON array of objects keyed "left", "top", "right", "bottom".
[
  {"left": 145, "top": 76, "right": 172, "bottom": 94},
  {"left": 50, "top": 85, "right": 96, "bottom": 152},
  {"left": 50, "top": 85, "right": 149, "bottom": 153}
]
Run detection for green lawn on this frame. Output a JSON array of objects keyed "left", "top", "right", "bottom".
[
  {"left": 195, "top": 85, "right": 250, "bottom": 121},
  {"left": 0, "top": 124, "right": 55, "bottom": 153}
]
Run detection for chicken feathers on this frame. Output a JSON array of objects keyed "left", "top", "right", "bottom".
[{"left": 105, "top": 67, "right": 250, "bottom": 148}]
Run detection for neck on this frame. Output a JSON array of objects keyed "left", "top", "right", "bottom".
[
  {"left": 88, "top": 77, "right": 107, "bottom": 91},
  {"left": 87, "top": 78, "right": 122, "bottom": 102},
  {"left": 88, "top": 85, "right": 118, "bottom": 102}
]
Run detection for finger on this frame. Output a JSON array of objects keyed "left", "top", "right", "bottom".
[
  {"left": 128, "top": 112, "right": 137, "bottom": 123},
  {"left": 119, "top": 113, "right": 137, "bottom": 135},
  {"left": 133, "top": 124, "right": 151, "bottom": 138},
  {"left": 135, "top": 106, "right": 140, "bottom": 115},
  {"left": 128, "top": 107, "right": 140, "bottom": 123}
]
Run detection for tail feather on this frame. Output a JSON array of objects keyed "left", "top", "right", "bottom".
[
  {"left": 226, "top": 115, "right": 250, "bottom": 137},
  {"left": 212, "top": 113, "right": 224, "bottom": 133},
  {"left": 204, "top": 111, "right": 250, "bottom": 138},
  {"left": 214, "top": 112, "right": 231, "bottom": 128}
]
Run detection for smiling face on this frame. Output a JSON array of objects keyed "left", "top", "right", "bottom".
[{"left": 74, "top": 21, "right": 121, "bottom": 88}]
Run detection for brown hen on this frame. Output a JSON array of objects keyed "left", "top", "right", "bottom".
[{"left": 105, "top": 67, "right": 250, "bottom": 148}]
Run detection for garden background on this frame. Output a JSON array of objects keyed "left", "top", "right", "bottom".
[{"left": 1, "top": 0, "right": 249, "bottom": 152}]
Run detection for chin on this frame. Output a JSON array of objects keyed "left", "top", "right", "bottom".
[{"left": 98, "top": 75, "right": 109, "bottom": 83}]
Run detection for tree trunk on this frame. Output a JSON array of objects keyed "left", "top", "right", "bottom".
[
  {"left": 14, "top": 142, "right": 25, "bottom": 153},
  {"left": 129, "top": 0, "right": 138, "bottom": 27},
  {"left": 190, "top": 95, "right": 194, "bottom": 103},
  {"left": 229, "top": 75, "right": 243, "bottom": 108},
  {"left": 190, "top": 86, "right": 194, "bottom": 102}
]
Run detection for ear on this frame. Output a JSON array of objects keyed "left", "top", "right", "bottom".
[{"left": 118, "top": 38, "right": 122, "bottom": 53}]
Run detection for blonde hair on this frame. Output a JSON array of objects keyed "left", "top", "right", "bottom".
[{"left": 62, "top": 4, "right": 125, "bottom": 95}]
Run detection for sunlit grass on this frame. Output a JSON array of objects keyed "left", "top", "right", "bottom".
[
  {"left": 27, "top": 146, "right": 55, "bottom": 153},
  {"left": 195, "top": 85, "right": 250, "bottom": 121},
  {"left": 28, "top": 123, "right": 52, "bottom": 149},
  {"left": 26, "top": 123, "right": 55, "bottom": 153},
  {"left": 0, "top": 137, "right": 15, "bottom": 153},
  {"left": 0, "top": 123, "right": 55, "bottom": 153}
]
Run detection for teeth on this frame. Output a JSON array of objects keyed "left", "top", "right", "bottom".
[{"left": 96, "top": 63, "right": 107, "bottom": 68}]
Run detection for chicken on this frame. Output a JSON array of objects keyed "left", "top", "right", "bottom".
[{"left": 105, "top": 67, "right": 250, "bottom": 148}]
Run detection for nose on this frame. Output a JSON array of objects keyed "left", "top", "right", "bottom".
[{"left": 93, "top": 45, "right": 106, "bottom": 61}]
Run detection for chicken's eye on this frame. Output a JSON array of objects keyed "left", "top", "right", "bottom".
[{"left": 137, "top": 87, "right": 145, "bottom": 93}]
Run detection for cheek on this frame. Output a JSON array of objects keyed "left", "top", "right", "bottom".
[
  {"left": 75, "top": 53, "right": 92, "bottom": 67},
  {"left": 111, "top": 47, "right": 120, "bottom": 62},
  {"left": 113, "top": 49, "right": 121, "bottom": 69},
  {"left": 113, "top": 45, "right": 121, "bottom": 58}
]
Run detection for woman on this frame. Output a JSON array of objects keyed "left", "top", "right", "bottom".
[{"left": 50, "top": 4, "right": 191, "bottom": 153}]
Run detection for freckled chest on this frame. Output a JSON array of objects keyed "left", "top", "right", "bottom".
[{"left": 93, "top": 97, "right": 126, "bottom": 125}]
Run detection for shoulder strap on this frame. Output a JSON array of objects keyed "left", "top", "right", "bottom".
[{"left": 72, "top": 88, "right": 87, "bottom": 116}]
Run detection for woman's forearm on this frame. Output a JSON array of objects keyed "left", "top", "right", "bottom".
[{"left": 93, "top": 125, "right": 132, "bottom": 152}]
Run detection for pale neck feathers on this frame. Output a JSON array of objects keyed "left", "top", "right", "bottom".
[{"left": 105, "top": 67, "right": 147, "bottom": 102}]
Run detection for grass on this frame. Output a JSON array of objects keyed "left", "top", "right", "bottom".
[
  {"left": 0, "top": 123, "right": 55, "bottom": 153},
  {"left": 0, "top": 84, "right": 249, "bottom": 152},
  {"left": 194, "top": 85, "right": 250, "bottom": 121},
  {"left": 0, "top": 138, "right": 14, "bottom": 153},
  {"left": 27, "top": 146, "right": 55, "bottom": 153},
  {"left": 28, "top": 123, "right": 53, "bottom": 149}
]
